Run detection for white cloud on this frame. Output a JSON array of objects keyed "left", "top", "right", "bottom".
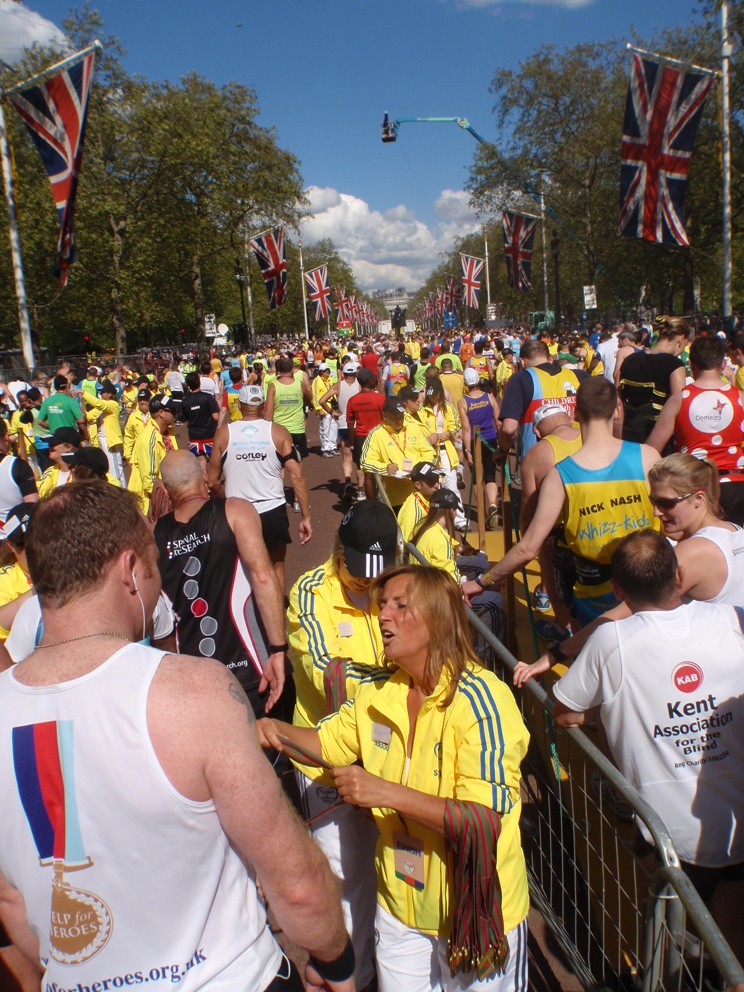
[
  {"left": 300, "top": 186, "right": 481, "bottom": 292},
  {"left": 0, "top": 1, "right": 66, "bottom": 66}
]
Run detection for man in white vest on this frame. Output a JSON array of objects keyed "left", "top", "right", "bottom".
[
  {"left": 553, "top": 529, "right": 744, "bottom": 963},
  {"left": 0, "top": 481, "right": 353, "bottom": 992}
]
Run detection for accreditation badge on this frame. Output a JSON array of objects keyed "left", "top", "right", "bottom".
[{"left": 393, "top": 830, "right": 425, "bottom": 891}]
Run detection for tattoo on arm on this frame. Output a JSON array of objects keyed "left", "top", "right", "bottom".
[{"left": 228, "top": 681, "right": 255, "bottom": 726}]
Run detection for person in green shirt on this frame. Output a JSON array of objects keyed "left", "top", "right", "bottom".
[
  {"left": 434, "top": 346, "right": 463, "bottom": 372},
  {"left": 38, "top": 376, "right": 88, "bottom": 440}
]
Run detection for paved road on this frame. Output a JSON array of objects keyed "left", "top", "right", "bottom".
[{"left": 283, "top": 415, "right": 361, "bottom": 592}]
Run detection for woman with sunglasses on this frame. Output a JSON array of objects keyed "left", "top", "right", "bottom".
[{"left": 513, "top": 453, "right": 744, "bottom": 686}]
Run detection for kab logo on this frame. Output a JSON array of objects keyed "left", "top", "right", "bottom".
[{"left": 672, "top": 662, "right": 704, "bottom": 694}]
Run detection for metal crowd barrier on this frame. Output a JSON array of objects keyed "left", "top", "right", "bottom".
[{"left": 373, "top": 473, "right": 744, "bottom": 992}]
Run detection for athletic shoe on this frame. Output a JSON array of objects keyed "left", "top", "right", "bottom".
[
  {"left": 343, "top": 482, "right": 356, "bottom": 501},
  {"left": 534, "top": 619, "right": 572, "bottom": 642},
  {"left": 356, "top": 488, "right": 366, "bottom": 501},
  {"left": 292, "top": 500, "right": 301, "bottom": 513},
  {"left": 322, "top": 451, "right": 335, "bottom": 458},
  {"left": 534, "top": 589, "right": 551, "bottom": 612},
  {"left": 457, "top": 475, "right": 466, "bottom": 491},
  {"left": 486, "top": 504, "right": 499, "bottom": 530},
  {"left": 590, "top": 769, "right": 635, "bottom": 823}
]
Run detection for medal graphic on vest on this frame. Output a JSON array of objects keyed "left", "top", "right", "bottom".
[{"left": 13, "top": 721, "right": 113, "bottom": 964}]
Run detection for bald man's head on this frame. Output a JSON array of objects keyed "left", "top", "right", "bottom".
[{"left": 159, "top": 450, "right": 207, "bottom": 497}]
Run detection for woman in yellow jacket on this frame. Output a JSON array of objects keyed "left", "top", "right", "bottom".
[
  {"left": 260, "top": 565, "right": 529, "bottom": 992},
  {"left": 418, "top": 378, "right": 467, "bottom": 530},
  {"left": 80, "top": 380, "right": 125, "bottom": 485}
]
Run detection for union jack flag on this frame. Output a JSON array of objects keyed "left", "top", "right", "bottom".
[
  {"left": 444, "top": 276, "right": 460, "bottom": 312},
  {"left": 460, "top": 254, "right": 484, "bottom": 310},
  {"left": 9, "top": 50, "right": 95, "bottom": 286},
  {"left": 333, "top": 286, "right": 350, "bottom": 324},
  {"left": 249, "top": 225, "right": 287, "bottom": 308},
  {"left": 435, "top": 287, "right": 445, "bottom": 317},
  {"left": 304, "top": 264, "right": 331, "bottom": 321},
  {"left": 617, "top": 54, "right": 715, "bottom": 247},
  {"left": 502, "top": 210, "right": 538, "bottom": 292}
]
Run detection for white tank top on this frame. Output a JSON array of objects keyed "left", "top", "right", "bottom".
[
  {"left": 0, "top": 643, "right": 281, "bottom": 989},
  {"left": 222, "top": 419, "right": 285, "bottom": 513},
  {"left": 693, "top": 524, "right": 744, "bottom": 606},
  {"left": 337, "top": 379, "right": 360, "bottom": 429},
  {"left": 0, "top": 454, "right": 24, "bottom": 521}
]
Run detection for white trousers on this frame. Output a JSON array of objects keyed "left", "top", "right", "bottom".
[
  {"left": 375, "top": 904, "right": 528, "bottom": 992},
  {"left": 439, "top": 451, "right": 467, "bottom": 529},
  {"left": 318, "top": 413, "right": 339, "bottom": 453},
  {"left": 298, "top": 772, "right": 378, "bottom": 988},
  {"left": 97, "top": 432, "right": 126, "bottom": 486}
]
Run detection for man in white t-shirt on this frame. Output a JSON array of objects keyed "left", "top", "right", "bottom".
[{"left": 553, "top": 529, "right": 744, "bottom": 961}]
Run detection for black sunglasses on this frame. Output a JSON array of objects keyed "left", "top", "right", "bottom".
[{"left": 649, "top": 492, "right": 694, "bottom": 510}]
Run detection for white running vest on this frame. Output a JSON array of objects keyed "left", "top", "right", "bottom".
[
  {"left": 337, "top": 379, "right": 360, "bottom": 430},
  {"left": 0, "top": 644, "right": 281, "bottom": 990},
  {"left": 0, "top": 454, "right": 24, "bottom": 521},
  {"left": 693, "top": 524, "right": 744, "bottom": 607},
  {"left": 222, "top": 419, "right": 285, "bottom": 513},
  {"left": 555, "top": 601, "right": 744, "bottom": 865}
]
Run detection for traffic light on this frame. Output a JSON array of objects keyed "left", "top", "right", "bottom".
[{"left": 381, "top": 112, "right": 397, "bottom": 144}]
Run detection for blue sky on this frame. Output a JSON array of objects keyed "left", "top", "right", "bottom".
[{"left": 1, "top": 0, "right": 701, "bottom": 291}]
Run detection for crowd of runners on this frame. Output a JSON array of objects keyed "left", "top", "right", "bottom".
[{"left": 0, "top": 315, "right": 743, "bottom": 992}]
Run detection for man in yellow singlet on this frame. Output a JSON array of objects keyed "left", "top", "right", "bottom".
[{"left": 462, "top": 378, "right": 660, "bottom": 629}]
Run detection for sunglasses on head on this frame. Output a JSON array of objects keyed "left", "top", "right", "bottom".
[{"left": 649, "top": 492, "right": 695, "bottom": 510}]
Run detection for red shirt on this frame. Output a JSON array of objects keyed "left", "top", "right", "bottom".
[
  {"left": 361, "top": 352, "right": 381, "bottom": 374},
  {"left": 675, "top": 382, "right": 744, "bottom": 477},
  {"left": 346, "top": 391, "right": 385, "bottom": 438}
]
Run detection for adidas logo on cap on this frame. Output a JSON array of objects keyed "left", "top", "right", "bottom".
[{"left": 369, "top": 541, "right": 382, "bottom": 551}]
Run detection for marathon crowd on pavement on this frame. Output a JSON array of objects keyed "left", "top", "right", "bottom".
[{"left": 0, "top": 314, "right": 743, "bottom": 992}]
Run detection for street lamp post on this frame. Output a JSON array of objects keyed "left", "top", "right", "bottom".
[
  {"left": 551, "top": 232, "right": 561, "bottom": 329},
  {"left": 234, "top": 258, "right": 248, "bottom": 346}
]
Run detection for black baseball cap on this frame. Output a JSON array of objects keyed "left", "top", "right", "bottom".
[
  {"left": 410, "top": 461, "right": 445, "bottom": 483},
  {"left": 61, "top": 446, "right": 109, "bottom": 477},
  {"left": 429, "top": 488, "right": 460, "bottom": 509},
  {"left": 137, "top": 389, "right": 151, "bottom": 401},
  {"left": 357, "top": 368, "right": 376, "bottom": 384},
  {"left": 44, "top": 427, "right": 82, "bottom": 448},
  {"left": 398, "top": 386, "right": 420, "bottom": 402},
  {"left": 1, "top": 502, "right": 37, "bottom": 543},
  {"left": 382, "top": 397, "right": 405, "bottom": 416},
  {"left": 338, "top": 502, "right": 398, "bottom": 578},
  {"left": 149, "top": 394, "right": 174, "bottom": 416}
]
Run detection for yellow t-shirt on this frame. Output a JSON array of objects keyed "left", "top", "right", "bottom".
[
  {"left": 317, "top": 665, "right": 530, "bottom": 935},
  {"left": 360, "top": 423, "right": 435, "bottom": 506},
  {"left": 412, "top": 521, "right": 460, "bottom": 581},
  {"left": 397, "top": 491, "right": 430, "bottom": 543},
  {"left": 0, "top": 561, "right": 32, "bottom": 639}
]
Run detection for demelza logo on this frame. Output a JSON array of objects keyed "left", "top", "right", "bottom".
[{"left": 240, "top": 424, "right": 259, "bottom": 436}]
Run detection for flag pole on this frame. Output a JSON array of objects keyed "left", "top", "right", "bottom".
[
  {"left": 0, "top": 100, "right": 34, "bottom": 372},
  {"left": 483, "top": 225, "right": 492, "bottom": 310},
  {"left": 243, "top": 235, "right": 255, "bottom": 348},
  {"left": 3, "top": 41, "right": 102, "bottom": 97},
  {"left": 540, "top": 175, "right": 550, "bottom": 323},
  {"left": 298, "top": 237, "right": 310, "bottom": 341},
  {"left": 721, "top": 0, "right": 733, "bottom": 328}
]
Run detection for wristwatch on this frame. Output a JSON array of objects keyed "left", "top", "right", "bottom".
[
  {"left": 546, "top": 639, "right": 568, "bottom": 663},
  {"left": 267, "top": 642, "right": 289, "bottom": 654},
  {"left": 476, "top": 571, "right": 494, "bottom": 589}
]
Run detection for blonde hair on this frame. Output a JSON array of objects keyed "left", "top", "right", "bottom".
[
  {"left": 648, "top": 453, "right": 722, "bottom": 518},
  {"left": 370, "top": 564, "right": 479, "bottom": 705}
]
